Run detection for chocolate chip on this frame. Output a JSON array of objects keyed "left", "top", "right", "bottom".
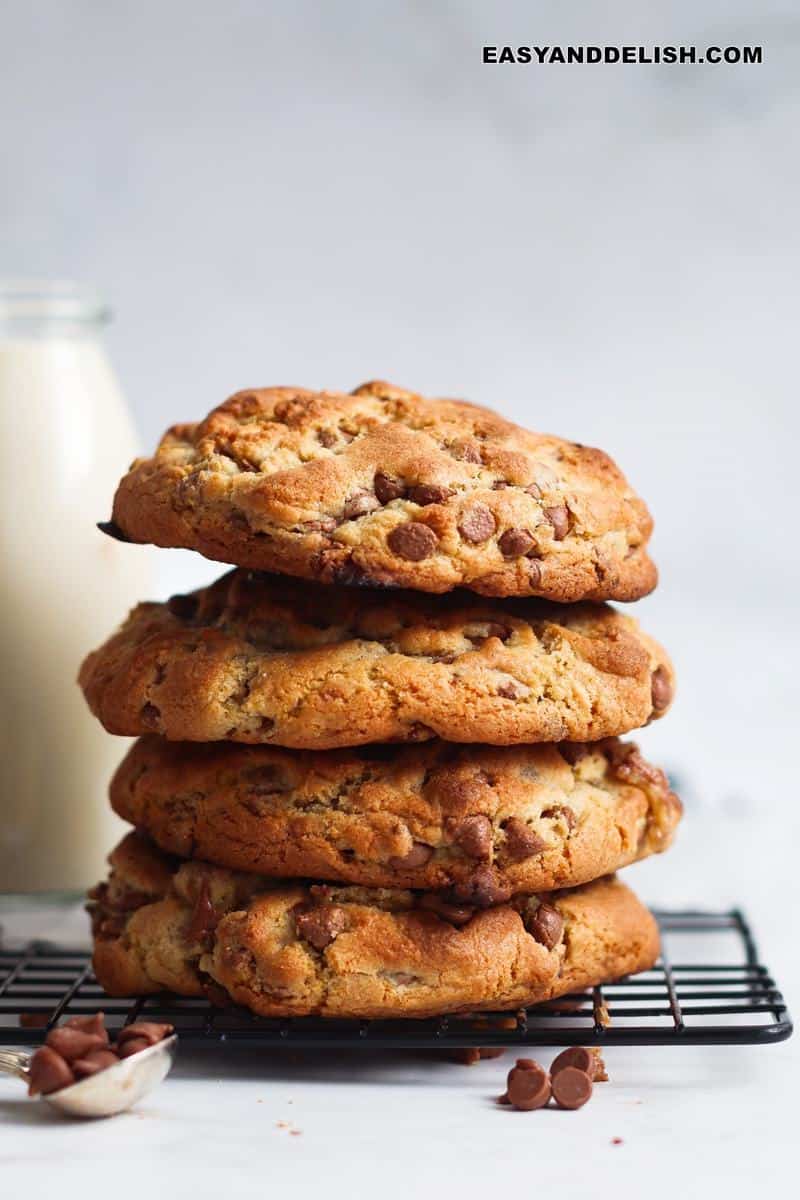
[
  {"left": 389, "top": 841, "right": 434, "bottom": 870},
  {"left": 453, "top": 815, "right": 493, "bottom": 860},
  {"left": 502, "top": 817, "right": 547, "bottom": 861},
  {"left": 116, "top": 1037, "right": 153, "bottom": 1059},
  {"left": 317, "top": 428, "right": 338, "bottom": 447},
  {"left": 560, "top": 743, "right": 589, "bottom": 766},
  {"left": 72, "top": 1049, "right": 120, "bottom": 1078},
  {"left": 541, "top": 804, "right": 577, "bottom": 832},
  {"left": 387, "top": 522, "right": 439, "bottom": 561},
  {"left": 449, "top": 1046, "right": 505, "bottom": 1064},
  {"left": 96, "top": 520, "right": 132, "bottom": 543},
  {"left": 203, "top": 981, "right": 233, "bottom": 1009},
  {"left": 417, "top": 894, "right": 475, "bottom": 926},
  {"left": 498, "top": 528, "right": 537, "bottom": 557},
  {"left": 408, "top": 483, "right": 453, "bottom": 506},
  {"left": 550, "top": 1046, "right": 606, "bottom": 1082},
  {"left": 650, "top": 666, "right": 672, "bottom": 712},
  {"left": 116, "top": 1021, "right": 174, "bottom": 1047},
  {"left": 374, "top": 472, "right": 406, "bottom": 504},
  {"left": 449, "top": 866, "right": 512, "bottom": 908},
  {"left": 185, "top": 877, "right": 217, "bottom": 945},
  {"left": 19, "top": 1012, "right": 50, "bottom": 1029},
  {"left": 295, "top": 904, "right": 348, "bottom": 951},
  {"left": 551, "top": 1066, "right": 593, "bottom": 1110},
  {"left": 167, "top": 592, "right": 199, "bottom": 621},
  {"left": 458, "top": 504, "right": 496, "bottom": 544},
  {"left": 45, "top": 1026, "right": 107, "bottom": 1063},
  {"left": 506, "top": 1061, "right": 551, "bottom": 1111},
  {"left": 140, "top": 702, "right": 161, "bottom": 729},
  {"left": 526, "top": 901, "right": 564, "bottom": 950},
  {"left": 544, "top": 504, "right": 570, "bottom": 540},
  {"left": 342, "top": 491, "right": 381, "bottom": 520},
  {"left": 527, "top": 560, "right": 543, "bottom": 588},
  {"left": 27, "top": 1046, "right": 75, "bottom": 1096},
  {"left": 64, "top": 1012, "right": 109, "bottom": 1043}
]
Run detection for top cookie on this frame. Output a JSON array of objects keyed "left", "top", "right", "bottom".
[{"left": 107, "top": 381, "right": 657, "bottom": 601}]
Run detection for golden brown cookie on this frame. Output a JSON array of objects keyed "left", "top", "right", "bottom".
[
  {"left": 106, "top": 381, "right": 657, "bottom": 602},
  {"left": 89, "top": 833, "right": 660, "bottom": 1019},
  {"left": 79, "top": 569, "right": 674, "bottom": 749},
  {"left": 111, "top": 736, "right": 681, "bottom": 896}
]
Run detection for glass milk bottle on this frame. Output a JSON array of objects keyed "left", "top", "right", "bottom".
[{"left": 0, "top": 282, "right": 153, "bottom": 892}]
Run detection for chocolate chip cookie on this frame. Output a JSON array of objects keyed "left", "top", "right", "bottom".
[
  {"left": 79, "top": 569, "right": 674, "bottom": 748},
  {"left": 111, "top": 736, "right": 681, "bottom": 894},
  {"left": 89, "top": 833, "right": 660, "bottom": 1019},
  {"left": 106, "top": 381, "right": 657, "bottom": 602}
]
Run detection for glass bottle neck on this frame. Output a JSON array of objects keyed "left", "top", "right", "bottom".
[{"left": 0, "top": 281, "right": 110, "bottom": 341}]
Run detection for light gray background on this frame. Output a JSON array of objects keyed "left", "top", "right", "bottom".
[{"left": 2, "top": 0, "right": 799, "bottom": 881}]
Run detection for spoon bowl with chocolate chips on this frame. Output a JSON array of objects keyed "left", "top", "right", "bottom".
[{"left": 0, "top": 1014, "right": 177, "bottom": 1118}]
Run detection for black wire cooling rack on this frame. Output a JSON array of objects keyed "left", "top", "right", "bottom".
[{"left": 0, "top": 909, "right": 791, "bottom": 1049}]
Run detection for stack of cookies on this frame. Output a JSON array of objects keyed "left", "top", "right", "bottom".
[{"left": 80, "top": 381, "right": 680, "bottom": 1020}]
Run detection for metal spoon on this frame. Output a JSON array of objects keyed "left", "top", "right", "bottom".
[{"left": 0, "top": 1034, "right": 177, "bottom": 1118}]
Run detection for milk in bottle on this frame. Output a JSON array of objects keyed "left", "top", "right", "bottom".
[{"left": 0, "top": 283, "right": 153, "bottom": 891}]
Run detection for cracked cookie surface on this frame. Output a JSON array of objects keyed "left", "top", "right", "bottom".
[
  {"left": 79, "top": 569, "right": 674, "bottom": 749},
  {"left": 108, "top": 380, "right": 657, "bottom": 602},
  {"left": 89, "top": 833, "right": 660, "bottom": 1018},
  {"left": 111, "top": 736, "right": 681, "bottom": 893}
]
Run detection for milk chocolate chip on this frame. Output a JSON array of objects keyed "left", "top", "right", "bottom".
[
  {"left": 454, "top": 815, "right": 493, "bottom": 860},
  {"left": 342, "top": 491, "right": 381, "bottom": 520},
  {"left": 167, "top": 592, "right": 199, "bottom": 621},
  {"left": 185, "top": 878, "right": 217, "bottom": 945},
  {"left": 544, "top": 504, "right": 570, "bottom": 540},
  {"left": 526, "top": 901, "right": 564, "bottom": 950},
  {"left": 389, "top": 841, "right": 434, "bottom": 870},
  {"left": 374, "top": 472, "right": 406, "bottom": 503},
  {"left": 295, "top": 904, "right": 347, "bottom": 951},
  {"left": 73, "top": 1049, "right": 120, "bottom": 1078},
  {"left": 650, "top": 666, "right": 672, "bottom": 713},
  {"left": 408, "top": 483, "right": 453, "bottom": 506},
  {"left": 417, "top": 894, "right": 475, "bottom": 926},
  {"left": 65, "top": 1012, "right": 109, "bottom": 1043},
  {"left": 506, "top": 1058, "right": 551, "bottom": 1111},
  {"left": 551, "top": 1066, "right": 593, "bottom": 1110},
  {"left": 550, "top": 1045, "right": 607, "bottom": 1082},
  {"left": 541, "top": 804, "right": 576, "bottom": 831},
  {"left": 502, "top": 817, "right": 546, "bottom": 862},
  {"left": 458, "top": 504, "right": 496, "bottom": 544},
  {"left": 449, "top": 866, "right": 512, "bottom": 908},
  {"left": 387, "top": 522, "right": 439, "bottom": 561},
  {"left": 27, "top": 1046, "right": 75, "bottom": 1096},
  {"left": 116, "top": 1037, "right": 152, "bottom": 1059},
  {"left": 498, "top": 528, "right": 537, "bottom": 557},
  {"left": 45, "top": 1026, "right": 107, "bottom": 1063},
  {"left": 116, "top": 1021, "right": 174, "bottom": 1048}
]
